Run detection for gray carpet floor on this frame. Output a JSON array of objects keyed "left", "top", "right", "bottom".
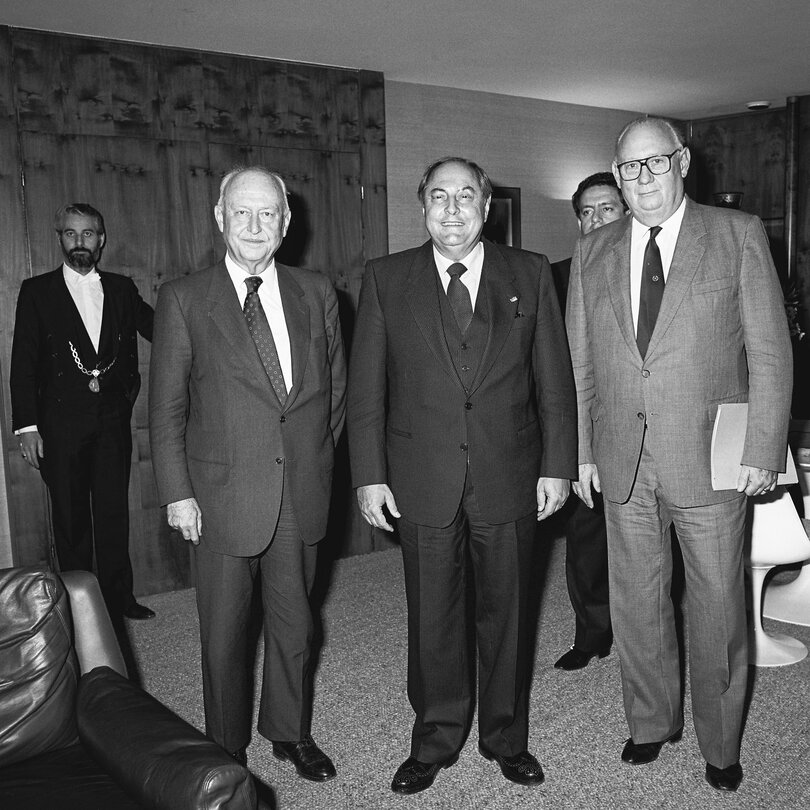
[{"left": 126, "top": 533, "right": 810, "bottom": 810}]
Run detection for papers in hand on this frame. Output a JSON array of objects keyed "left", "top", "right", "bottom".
[{"left": 711, "top": 403, "right": 797, "bottom": 490}]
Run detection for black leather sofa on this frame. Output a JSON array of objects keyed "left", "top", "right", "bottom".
[{"left": 0, "top": 565, "right": 257, "bottom": 809}]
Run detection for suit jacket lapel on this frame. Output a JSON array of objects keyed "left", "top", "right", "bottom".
[
  {"left": 206, "top": 263, "right": 275, "bottom": 394},
  {"left": 469, "top": 240, "right": 520, "bottom": 393},
  {"left": 97, "top": 272, "right": 119, "bottom": 360},
  {"left": 54, "top": 268, "right": 98, "bottom": 361},
  {"left": 277, "top": 263, "right": 309, "bottom": 409},
  {"left": 604, "top": 221, "right": 639, "bottom": 358},
  {"left": 644, "top": 198, "right": 705, "bottom": 357},
  {"left": 405, "top": 241, "right": 459, "bottom": 383}
]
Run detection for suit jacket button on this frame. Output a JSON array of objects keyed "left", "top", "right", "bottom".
[
  {"left": 637, "top": 412, "right": 645, "bottom": 420},
  {"left": 460, "top": 443, "right": 468, "bottom": 452},
  {"left": 641, "top": 369, "right": 650, "bottom": 378},
  {"left": 275, "top": 457, "right": 284, "bottom": 464},
  {"left": 280, "top": 415, "right": 286, "bottom": 422},
  {"left": 465, "top": 402, "right": 472, "bottom": 410}
]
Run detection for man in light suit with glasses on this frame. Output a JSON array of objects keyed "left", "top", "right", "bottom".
[{"left": 566, "top": 117, "right": 791, "bottom": 792}]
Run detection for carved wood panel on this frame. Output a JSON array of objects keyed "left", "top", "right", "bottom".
[{"left": 1, "top": 26, "right": 388, "bottom": 589}]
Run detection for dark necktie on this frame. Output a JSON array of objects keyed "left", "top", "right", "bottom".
[
  {"left": 243, "top": 276, "right": 288, "bottom": 405},
  {"left": 636, "top": 225, "right": 664, "bottom": 358},
  {"left": 446, "top": 262, "right": 473, "bottom": 333}
]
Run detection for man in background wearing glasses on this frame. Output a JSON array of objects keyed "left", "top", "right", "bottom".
[{"left": 566, "top": 117, "right": 791, "bottom": 792}]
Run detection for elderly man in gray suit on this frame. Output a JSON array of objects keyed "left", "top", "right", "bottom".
[
  {"left": 566, "top": 117, "right": 792, "bottom": 793},
  {"left": 149, "top": 166, "right": 346, "bottom": 780}
]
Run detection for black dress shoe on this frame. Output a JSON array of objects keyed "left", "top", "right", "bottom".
[
  {"left": 123, "top": 602, "right": 155, "bottom": 620},
  {"left": 621, "top": 730, "right": 682, "bottom": 765},
  {"left": 478, "top": 744, "right": 545, "bottom": 786},
  {"left": 706, "top": 762, "right": 743, "bottom": 792},
  {"left": 554, "top": 646, "right": 610, "bottom": 670},
  {"left": 391, "top": 756, "right": 456, "bottom": 794},
  {"left": 272, "top": 734, "right": 336, "bottom": 782},
  {"left": 230, "top": 747, "right": 247, "bottom": 767}
]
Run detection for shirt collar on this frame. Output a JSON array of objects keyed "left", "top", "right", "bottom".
[
  {"left": 432, "top": 240, "right": 484, "bottom": 275},
  {"left": 63, "top": 263, "right": 100, "bottom": 286},
  {"left": 225, "top": 253, "right": 277, "bottom": 286},
  {"left": 630, "top": 196, "right": 687, "bottom": 241}
]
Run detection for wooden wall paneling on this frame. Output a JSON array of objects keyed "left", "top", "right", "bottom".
[
  {"left": 12, "top": 29, "right": 160, "bottom": 139},
  {"left": 247, "top": 61, "right": 346, "bottom": 150},
  {"left": 2, "top": 27, "right": 391, "bottom": 580},
  {"left": 689, "top": 111, "right": 787, "bottom": 219},
  {"left": 200, "top": 51, "right": 254, "bottom": 145},
  {"left": 153, "top": 47, "right": 208, "bottom": 142},
  {"left": 358, "top": 71, "right": 388, "bottom": 269},
  {"left": 20, "top": 132, "right": 171, "bottom": 283},
  {"left": 0, "top": 26, "right": 50, "bottom": 567}
]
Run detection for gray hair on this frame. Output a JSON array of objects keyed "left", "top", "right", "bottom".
[
  {"left": 54, "top": 203, "right": 105, "bottom": 235},
  {"left": 615, "top": 116, "right": 686, "bottom": 158},
  {"left": 217, "top": 166, "right": 290, "bottom": 214}
]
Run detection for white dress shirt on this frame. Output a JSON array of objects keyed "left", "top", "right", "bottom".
[
  {"left": 63, "top": 263, "right": 104, "bottom": 352},
  {"left": 433, "top": 240, "right": 484, "bottom": 309},
  {"left": 630, "top": 197, "right": 687, "bottom": 334},
  {"left": 226, "top": 254, "right": 293, "bottom": 393}
]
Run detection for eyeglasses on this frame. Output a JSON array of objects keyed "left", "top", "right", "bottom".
[{"left": 616, "top": 149, "right": 682, "bottom": 181}]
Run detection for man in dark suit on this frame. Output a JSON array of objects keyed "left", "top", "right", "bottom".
[
  {"left": 567, "top": 117, "right": 792, "bottom": 792},
  {"left": 348, "top": 157, "right": 577, "bottom": 794},
  {"left": 10, "top": 203, "right": 154, "bottom": 621},
  {"left": 149, "top": 167, "right": 346, "bottom": 779},
  {"left": 550, "top": 172, "right": 627, "bottom": 671}
]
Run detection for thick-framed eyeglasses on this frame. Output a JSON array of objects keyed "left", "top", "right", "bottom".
[{"left": 616, "top": 149, "right": 682, "bottom": 181}]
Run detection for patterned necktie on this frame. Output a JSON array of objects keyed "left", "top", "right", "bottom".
[
  {"left": 243, "top": 276, "right": 288, "bottom": 405},
  {"left": 447, "top": 262, "right": 473, "bottom": 333},
  {"left": 636, "top": 225, "right": 664, "bottom": 358}
]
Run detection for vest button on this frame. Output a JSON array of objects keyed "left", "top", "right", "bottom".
[
  {"left": 460, "top": 443, "right": 468, "bottom": 452},
  {"left": 275, "top": 457, "right": 284, "bottom": 464},
  {"left": 461, "top": 365, "right": 470, "bottom": 372}
]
